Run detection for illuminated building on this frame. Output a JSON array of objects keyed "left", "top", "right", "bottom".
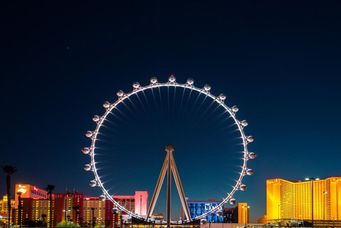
[
  {"left": 113, "top": 191, "right": 148, "bottom": 217},
  {"left": 237, "top": 203, "right": 249, "bottom": 225},
  {"left": 14, "top": 184, "right": 47, "bottom": 208},
  {"left": 83, "top": 197, "right": 106, "bottom": 226},
  {"left": 54, "top": 192, "right": 84, "bottom": 225},
  {"left": 12, "top": 189, "right": 83, "bottom": 227},
  {"left": 106, "top": 191, "right": 148, "bottom": 227},
  {"left": 0, "top": 195, "right": 15, "bottom": 224},
  {"left": 133, "top": 191, "right": 148, "bottom": 216},
  {"left": 17, "top": 198, "right": 50, "bottom": 224},
  {"left": 11, "top": 183, "right": 147, "bottom": 227},
  {"left": 266, "top": 177, "right": 341, "bottom": 223},
  {"left": 185, "top": 199, "right": 224, "bottom": 223}
]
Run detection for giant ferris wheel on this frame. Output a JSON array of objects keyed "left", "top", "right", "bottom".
[{"left": 81, "top": 75, "right": 256, "bottom": 223}]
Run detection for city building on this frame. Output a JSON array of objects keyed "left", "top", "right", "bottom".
[
  {"left": 14, "top": 184, "right": 48, "bottom": 208},
  {"left": 237, "top": 202, "right": 249, "bottom": 225},
  {"left": 113, "top": 191, "right": 148, "bottom": 217},
  {"left": 16, "top": 198, "right": 49, "bottom": 225},
  {"left": 83, "top": 196, "right": 106, "bottom": 226},
  {"left": 185, "top": 199, "right": 224, "bottom": 223},
  {"left": 0, "top": 195, "right": 15, "bottom": 225},
  {"left": 267, "top": 177, "right": 341, "bottom": 224},
  {"left": 82, "top": 191, "right": 148, "bottom": 227},
  {"left": 54, "top": 191, "right": 84, "bottom": 225},
  {"left": 223, "top": 206, "right": 238, "bottom": 223},
  {"left": 9, "top": 182, "right": 148, "bottom": 227}
]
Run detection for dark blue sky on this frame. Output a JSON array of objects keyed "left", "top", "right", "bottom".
[{"left": 1, "top": 1, "right": 341, "bottom": 221}]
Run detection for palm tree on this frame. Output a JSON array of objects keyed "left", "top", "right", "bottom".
[
  {"left": 46, "top": 184, "right": 55, "bottom": 228},
  {"left": 2, "top": 165, "right": 17, "bottom": 228}
]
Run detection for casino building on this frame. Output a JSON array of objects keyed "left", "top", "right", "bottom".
[
  {"left": 266, "top": 177, "right": 341, "bottom": 225},
  {"left": 10, "top": 183, "right": 148, "bottom": 227}
]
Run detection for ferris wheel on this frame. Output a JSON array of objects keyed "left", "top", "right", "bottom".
[{"left": 81, "top": 75, "right": 256, "bottom": 222}]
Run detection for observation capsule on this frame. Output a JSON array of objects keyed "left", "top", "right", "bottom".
[
  {"left": 112, "top": 208, "right": 118, "bottom": 213},
  {"left": 150, "top": 77, "right": 158, "bottom": 84},
  {"left": 132, "top": 82, "right": 140, "bottom": 89},
  {"left": 92, "top": 115, "right": 100, "bottom": 123},
  {"left": 246, "top": 136, "right": 254, "bottom": 143},
  {"left": 218, "top": 93, "right": 226, "bottom": 101},
  {"left": 240, "top": 120, "right": 248, "bottom": 127},
  {"left": 248, "top": 152, "right": 256, "bottom": 160},
  {"left": 240, "top": 184, "right": 247, "bottom": 191},
  {"left": 81, "top": 147, "right": 90, "bottom": 155},
  {"left": 84, "top": 164, "right": 92, "bottom": 171},
  {"left": 116, "top": 90, "right": 125, "bottom": 98},
  {"left": 168, "top": 75, "right": 176, "bottom": 83},
  {"left": 103, "top": 101, "right": 111, "bottom": 109},
  {"left": 229, "top": 198, "right": 236, "bottom": 205},
  {"left": 246, "top": 168, "right": 254, "bottom": 176},
  {"left": 89, "top": 180, "right": 97, "bottom": 187},
  {"left": 231, "top": 105, "right": 239, "bottom": 113},
  {"left": 203, "top": 84, "right": 211, "bottom": 92},
  {"left": 186, "top": 78, "right": 194, "bottom": 86},
  {"left": 85, "top": 131, "right": 93, "bottom": 138}
]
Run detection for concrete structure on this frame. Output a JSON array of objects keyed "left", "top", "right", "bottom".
[{"left": 266, "top": 177, "right": 341, "bottom": 222}]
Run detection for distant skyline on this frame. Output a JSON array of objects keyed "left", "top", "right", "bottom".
[{"left": 1, "top": 1, "right": 341, "bottom": 222}]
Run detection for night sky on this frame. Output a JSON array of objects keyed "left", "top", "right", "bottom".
[{"left": 1, "top": 1, "right": 341, "bottom": 221}]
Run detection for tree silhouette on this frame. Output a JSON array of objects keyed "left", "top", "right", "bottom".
[{"left": 2, "top": 165, "right": 17, "bottom": 227}]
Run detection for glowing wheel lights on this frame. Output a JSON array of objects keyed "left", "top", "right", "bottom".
[{"left": 81, "top": 75, "right": 256, "bottom": 222}]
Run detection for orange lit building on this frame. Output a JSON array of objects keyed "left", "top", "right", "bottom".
[
  {"left": 237, "top": 202, "right": 249, "bottom": 225},
  {"left": 266, "top": 177, "right": 341, "bottom": 223},
  {"left": 14, "top": 184, "right": 47, "bottom": 208},
  {"left": 12, "top": 189, "right": 84, "bottom": 227},
  {"left": 0, "top": 195, "right": 15, "bottom": 225}
]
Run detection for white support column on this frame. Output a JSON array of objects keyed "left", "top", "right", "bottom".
[{"left": 146, "top": 145, "right": 191, "bottom": 222}]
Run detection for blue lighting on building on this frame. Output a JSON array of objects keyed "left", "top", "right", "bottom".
[{"left": 187, "top": 199, "right": 224, "bottom": 223}]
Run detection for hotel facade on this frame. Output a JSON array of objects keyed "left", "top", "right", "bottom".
[
  {"left": 10, "top": 183, "right": 148, "bottom": 227},
  {"left": 266, "top": 177, "right": 341, "bottom": 223}
]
